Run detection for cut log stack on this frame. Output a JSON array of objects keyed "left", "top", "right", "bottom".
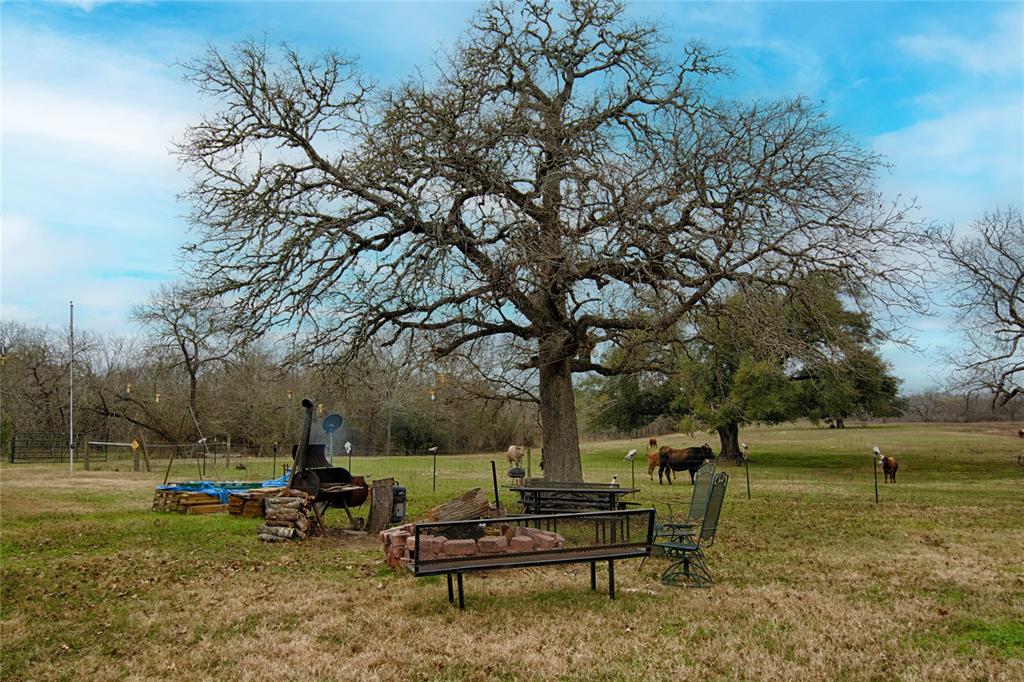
[
  {"left": 227, "top": 487, "right": 282, "bottom": 518},
  {"left": 257, "top": 490, "right": 322, "bottom": 542},
  {"left": 427, "top": 488, "right": 490, "bottom": 522},
  {"left": 152, "top": 490, "right": 226, "bottom": 514}
]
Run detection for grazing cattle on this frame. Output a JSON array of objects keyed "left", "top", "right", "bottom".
[
  {"left": 874, "top": 447, "right": 898, "bottom": 483},
  {"left": 1018, "top": 428, "right": 1024, "bottom": 439},
  {"left": 507, "top": 445, "right": 525, "bottom": 467},
  {"left": 658, "top": 443, "right": 715, "bottom": 485}
]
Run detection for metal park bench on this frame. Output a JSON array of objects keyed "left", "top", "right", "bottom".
[
  {"left": 654, "top": 471, "right": 728, "bottom": 587},
  {"left": 407, "top": 508, "right": 655, "bottom": 609}
]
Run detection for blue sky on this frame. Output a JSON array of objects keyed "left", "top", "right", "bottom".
[{"left": 2, "top": 1, "right": 1022, "bottom": 391}]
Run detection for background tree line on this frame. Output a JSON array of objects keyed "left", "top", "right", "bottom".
[{"left": 0, "top": 315, "right": 540, "bottom": 455}]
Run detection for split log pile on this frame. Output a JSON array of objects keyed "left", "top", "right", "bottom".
[
  {"left": 152, "top": 490, "right": 225, "bottom": 515},
  {"left": 227, "top": 487, "right": 282, "bottom": 518},
  {"left": 427, "top": 488, "right": 490, "bottom": 522},
  {"left": 257, "top": 490, "right": 323, "bottom": 542},
  {"left": 380, "top": 523, "right": 566, "bottom": 568}
]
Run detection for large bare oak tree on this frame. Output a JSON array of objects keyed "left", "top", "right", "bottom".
[
  {"left": 178, "top": 0, "right": 924, "bottom": 480},
  {"left": 939, "top": 206, "right": 1024, "bottom": 406}
]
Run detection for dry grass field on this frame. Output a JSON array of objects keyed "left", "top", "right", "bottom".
[{"left": 2, "top": 422, "right": 1022, "bottom": 680}]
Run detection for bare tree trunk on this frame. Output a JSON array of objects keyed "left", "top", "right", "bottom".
[
  {"left": 717, "top": 423, "right": 740, "bottom": 458},
  {"left": 538, "top": 337, "right": 583, "bottom": 482},
  {"left": 189, "top": 372, "right": 198, "bottom": 415}
]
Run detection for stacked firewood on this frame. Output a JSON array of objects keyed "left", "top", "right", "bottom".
[
  {"left": 257, "top": 490, "right": 322, "bottom": 542},
  {"left": 152, "top": 490, "right": 225, "bottom": 514},
  {"left": 427, "top": 488, "right": 490, "bottom": 522},
  {"left": 227, "top": 487, "right": 281, "bottom": 518}
]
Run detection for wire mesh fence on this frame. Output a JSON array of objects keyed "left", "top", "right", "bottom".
[{"left": 5, "top": 434, "right": 699, "bottom": 520}]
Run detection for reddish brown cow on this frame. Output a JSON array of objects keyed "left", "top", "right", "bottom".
[
  {"left": 647, "top": 438, "right": 660, "bottom": 479},
  {"left": 874, "top": 447, "right": 899, "bottom": 483},
  {"left": 882, "top": 456, "right": 899, "bottom": 483}
]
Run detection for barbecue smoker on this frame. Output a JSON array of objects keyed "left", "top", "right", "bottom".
[{"left": 289, "top": 399, "right": 369, "bottom": 527}]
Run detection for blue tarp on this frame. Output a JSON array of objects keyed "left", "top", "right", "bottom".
[
  {"left": 158, "top": 470, "right": 292, "bottom": 504},
  {"left": 259, "top": 471, "right": 292, "bottom": 488}
]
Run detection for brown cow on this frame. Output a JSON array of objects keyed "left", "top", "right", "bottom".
[
  {"left": 658, "top": 443, "right": 715, "bottom": 485},
  {"left": 647, "top": 438, "right": 660, "bottom": 479},
  {"left": 874, "top": 447, "right": 898, "bottom": 483},
  {"left": 1018, "top": 428, "right": 1023, "bottom": 439}
]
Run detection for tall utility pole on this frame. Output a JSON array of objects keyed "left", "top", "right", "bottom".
[{"left": 68, "top": 301, "right": 74, "bottom": 475}]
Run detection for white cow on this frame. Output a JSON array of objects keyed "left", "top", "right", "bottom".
[{"left": 507, "top": 445, "right": 525, "bottom": 466}]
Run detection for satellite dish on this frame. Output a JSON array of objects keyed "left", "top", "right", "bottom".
[{"left": 322, "top": 414, "right": 343, "bottom": 433}]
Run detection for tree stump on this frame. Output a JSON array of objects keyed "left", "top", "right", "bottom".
[{"left": 366, "top": 478, "right": 396, "bottom": 534}]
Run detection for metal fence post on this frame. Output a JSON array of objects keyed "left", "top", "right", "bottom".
[
  {"left": 744, "top": 457, "right": 750, "bottom": 499},
  {"left": 873, "top": 456, "right": 879, "bottom": 504}
]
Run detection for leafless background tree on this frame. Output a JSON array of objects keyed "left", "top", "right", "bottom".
[
  {"left": 938, "top": 206, "right": 1024, "bottom": 406},
  {"left": 176, "top": 0, "right": 926, "bottom": 479}
]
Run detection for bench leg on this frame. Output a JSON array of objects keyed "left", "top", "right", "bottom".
[
  {"left": 608, "top": 559, "right": 615, "bottom": 600},
  {"left": 447, "top": 573, "right": 454, "bottom": 605},
  {"left": 457, "top": 572, "right": 465, "bottom": 610},
  {"left": 590, "top": 562, "right": 596, "bottom": 591}
]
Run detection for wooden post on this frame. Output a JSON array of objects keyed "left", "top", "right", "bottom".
[
  {"left": 83, "top": 441, "right": 91, "bottom": 471},
  {"left": 141, "top": 437, "right": 152, "bottom": 473}
]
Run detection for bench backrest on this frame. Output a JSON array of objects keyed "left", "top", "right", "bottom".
[
  {"left": 698, "top": 472, "right": 729, "bottom": 544},
  {"left": 409, "top": 508, "right": 656, "bottom": 575}
]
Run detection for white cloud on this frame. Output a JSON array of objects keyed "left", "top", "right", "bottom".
[
  {"left": 873, "top": 100, "right": 1024, "bottom": 226},
  {"left": 0, "top": 214, "right": 170, "bottom": 330},
  {"left": 897, "top": 7, "right": 1024, "bottom": 77},
  {"left": 3, "top": 82, "right": 184, "bottom": 162}
]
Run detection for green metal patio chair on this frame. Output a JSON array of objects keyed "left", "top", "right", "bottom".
[
  {"left": 656, "top": 471, "right": 729, "bottom": 587},
  {"left": 658, "top": 459, "right": 716, "bottom": 539},
  {"left": 642, "top": 460, "right": 716, "bottom": 568}
]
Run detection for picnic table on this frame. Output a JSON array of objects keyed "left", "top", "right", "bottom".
[{"left": 508, "top": 481, "right": 640, "bottom": 515}]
